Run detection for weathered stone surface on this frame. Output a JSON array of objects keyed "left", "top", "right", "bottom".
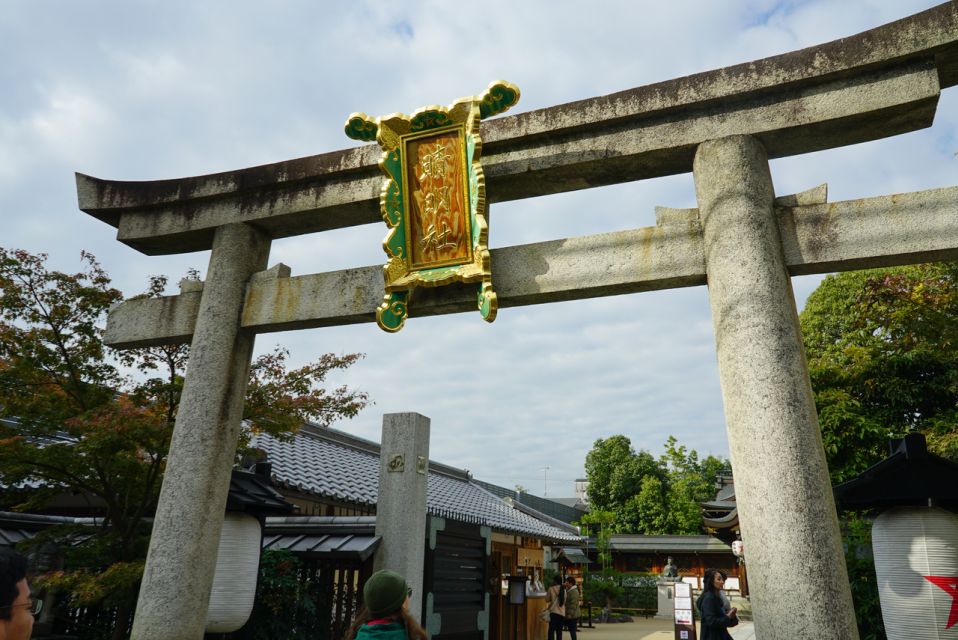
[
  {"left": 781, "top": 185, "right": 958, "bottom": 274},
  {"left": 102, "top": 185, "right": 958, "bottom": 348},
  {"left": 375, "top": 413, "right": 430, "bottom": 624},
  {"left": 130, "top": 223, "right": 271, "bottom": 640},
  {"left": 694, "top": 135, "right": 857, "bottom": 639},
  {"left": 75, "top": 2, "right": 958, "bottom": 254}
]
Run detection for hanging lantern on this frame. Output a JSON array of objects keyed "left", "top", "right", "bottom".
[
  {"left": 731, "top": 540, "right": 744, "bottom": 558},
  {"left": 872, "top": 506, "right": 958, "bottom": 640},
  {"left": 835, "top": 434, "right": 958, "bottom": 639},
  {"left": 205, "top": 512, "right": 263, "bottom": 633},
  {"left": 204, "top": 465, "right": 294, "bottom": 634}
]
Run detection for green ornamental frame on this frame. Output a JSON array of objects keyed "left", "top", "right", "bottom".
[{"left": 345, "top": 81, "right": 521, "bottom": 332}]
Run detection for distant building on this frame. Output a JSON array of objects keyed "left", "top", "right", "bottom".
[
  {"left": 605, "top": 534, "right": 739, "bottom": 590},
  {"left": 2, "top": 421, "right": 585, "bottom": 640},
  {"left": 699, "top": 473, "right": 747, "bottom": 595},
  {"left": 574, "top": 478, "right": 589, "bottom": 504}
]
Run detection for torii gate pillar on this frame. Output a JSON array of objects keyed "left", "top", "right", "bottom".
[
  {"left": 694, "top": 135, "right": 858, "bottom": 639},
  {"left": 130, "top": 223, "right": 271, "bottom": 640}
]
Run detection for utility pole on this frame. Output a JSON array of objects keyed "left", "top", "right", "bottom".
[{"left": 541, "top": 466, "right": 550, "bottom": 497}]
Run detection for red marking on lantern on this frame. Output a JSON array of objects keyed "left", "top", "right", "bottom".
[{"left": 923, "top": 575, "right": 958, "bottom": 630}]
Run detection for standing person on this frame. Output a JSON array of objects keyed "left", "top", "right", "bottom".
[
  {"left": 345, "top": 570, "right": 428, "bottom": 640},
  {"left": 563, "top": 576, "right": 580, "bottom": 640},
  {"left": 0, "top": 548, "right": 36, "bottom": 640},
  {"left": 546, "top": 575, "right": 566, "bottom": 640},
  {"left": 696, "top": 568, "right": 738, "bottom": 640}
]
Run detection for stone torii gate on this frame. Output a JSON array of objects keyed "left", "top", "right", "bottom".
[{"left": 77, "top": 4, "right": 958, "bottom": 640}]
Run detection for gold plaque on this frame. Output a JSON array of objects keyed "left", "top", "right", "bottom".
[{"left": 345, "top": 81, "right": 521, "bottom": 332}]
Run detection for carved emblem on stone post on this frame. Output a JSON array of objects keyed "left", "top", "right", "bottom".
[
  {"left": 387, "top": 454, "right": 405, "bottom": 472},
  {"left": 345, "top": 81, "right": 520, "bottom": 332}
]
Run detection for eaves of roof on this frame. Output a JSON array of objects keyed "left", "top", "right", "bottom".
[
  {"left": 833, "top": 433, "right": 958, "bottom": 510},
  {"left": 263, "top": 515, "right": 379, "bottom": 560},
  {"left": 702, "top": 509, "right": 739, "bottom": 529},
  {"left": 700, "top": 500, "right": 737, "bottom": 510},
  {"left": 609, "top": 535, "right": 731, "bottom": 554}
]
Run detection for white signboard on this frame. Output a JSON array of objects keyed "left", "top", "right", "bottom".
[{"left": 673, "top": 580, "right": 696, "bottom": 639}]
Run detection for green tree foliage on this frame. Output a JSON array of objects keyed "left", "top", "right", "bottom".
[
  {"left": 575, "top": 511, "right": 624, "bottom": 609},
  {"left": 583, "top": 435, "right": 727, "bottom": 534},
  {"left": 0, "top": 248, "right": 370, "bottom": 638},
  {"left": 235, "top": 550, "right": 327, "bottom": 640},
  {"left": 660, "top": 436, "right": 725, "bottom": 533},
  {"left": 800, "top": 262, "right": 958, "bottom": 481},
  {"left": 577, "top": 510, "right": 615, "bottom": 571},
  {"left": 800, "top": 263, "right": 958, "bottom": 640},
  {"left": 842, "top": 515, "right": 885, "bottom": 640},
  {"left": 622, "top": 476, "right": 670, "bottom": 535}
]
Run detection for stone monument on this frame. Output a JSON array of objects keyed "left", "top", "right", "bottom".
[
  {"left": 662, "top": 556, "right": 679, "bottom": 581},
  {"left": 655, "top": 557, "right": 681, "bottom": 619}
]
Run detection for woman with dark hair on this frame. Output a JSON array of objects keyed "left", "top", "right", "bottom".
[
  {"left": 696, "top": 568, "right": 738, "bottom": 640},
  {"left": 545, "top": 575, "right": 566, "bottom": 640},
  {"left": 345, "top": 570, "right": 428, "bottom": 640}
]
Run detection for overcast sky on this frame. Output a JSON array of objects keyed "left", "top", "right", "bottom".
[{"left": 2, "top": 1, "right": 955, "bottom": 497}]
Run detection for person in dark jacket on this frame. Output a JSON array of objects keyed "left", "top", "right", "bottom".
[
  {"left": 563, "top": 576, "right": 580, "bottom": 640},
  {"left": 345, "top": 570, "right": 428, "bottom": 640},
  {"left": 696, "top": 568, "right": 738, "bottom": 640}
]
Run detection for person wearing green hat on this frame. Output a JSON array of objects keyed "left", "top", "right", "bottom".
[{"left": 345, "top": 570, "right": 428, "bottom": 640}]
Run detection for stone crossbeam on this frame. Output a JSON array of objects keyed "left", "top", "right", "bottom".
[
  {"left": 76, "top": 2, "right": 958, "bottom": 255},
  {"left": 103, "top": 185, "right": 958, "bottom": 348}
]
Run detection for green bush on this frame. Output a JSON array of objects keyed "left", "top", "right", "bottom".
[
  {"left": 236, "top": 550, "right": 328, "bottom": 640},
  {"left": 581, "top": 569, "right": 658, "bottom": 610},
  {"left": 844, "top": 516, "right": 885, "bottom": 640}
]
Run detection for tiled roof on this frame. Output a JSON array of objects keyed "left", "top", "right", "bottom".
[
  {"left": 555, "top": 547, "right": 591, "bottom": 564},
  {"left": 833, "top": 433, "right": 958, "bottom": 510},
  {"left": 609, "top": 534, "right": 731, "bottom": 553},
  {"left": 253, "top": 426, "right": 582, "bottom": 543},
  {"left": 472, "top": 479, "right": 587, "bottom": 524},
  {"left": 1, "top": 512, "right": 382, "bottom": 561},
  {"left": 226, "top": 467, "right": 296, "bottom": 515},
  {"left": 0, "top": 511, "right": 96, "bottom": 548},
  {"left": 262, "top": 517, "right": 380, "bottom": 561}
]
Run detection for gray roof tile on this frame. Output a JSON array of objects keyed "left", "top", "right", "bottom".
[{"left": 253, "top": 428, "right": 581, "bottom": 543}]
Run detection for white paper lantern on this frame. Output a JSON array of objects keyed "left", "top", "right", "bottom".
[
  {"left": 205, "top": 513, "right": 263, "bottom": 633},
  {"left": 872, "top": 506, "right": 958, "bottom": 640}
]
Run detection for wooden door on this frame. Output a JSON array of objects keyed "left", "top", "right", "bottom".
[{"left": 424, "top": 517, "right": 491, "bottom": 640}]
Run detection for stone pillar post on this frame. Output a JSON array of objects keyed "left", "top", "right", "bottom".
[
  {"left": 693, "top": 135, "right": 858, "bottom": 639},
  {"left": 375, "top": 412, "right": 430, "bottom": 623},
  {"left": 131, "top": 223, "right": 271, "bottom": 640}
]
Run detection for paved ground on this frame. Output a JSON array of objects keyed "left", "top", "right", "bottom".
[{"left": 571, "top": 618, "right": 755, "bottom": 640}]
